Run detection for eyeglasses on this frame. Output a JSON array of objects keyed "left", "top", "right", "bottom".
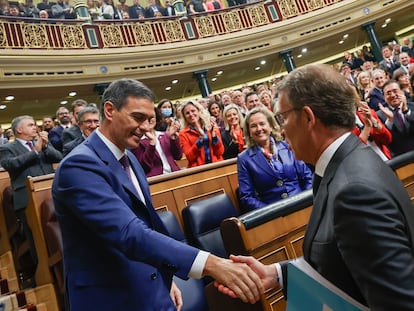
[
  {"left": 274, "top": 108, "right": 296, "bottom": 127},
  {"left": 81, "top": 119, "right": 100, "bottom": 126}
]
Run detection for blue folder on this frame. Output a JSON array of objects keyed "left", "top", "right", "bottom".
[{"left": 287, "top": 258, "right": 369, "bottom": 311}]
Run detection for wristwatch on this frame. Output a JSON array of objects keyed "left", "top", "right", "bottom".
[{"left": 372, "top": 120, "right": 379, "bottom": 128}]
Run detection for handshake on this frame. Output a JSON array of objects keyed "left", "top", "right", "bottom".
[{"left": 204, "top": 254, "right": 280, "bottom": 304}]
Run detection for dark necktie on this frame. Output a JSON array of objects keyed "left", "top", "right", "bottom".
[
  {"left": 119, "top": 155, "right": 131, "bottom": 179},
  {"left": 395, "top": 108, "right": 406, "bottom": 132},
  {"left": 313, "top": 174, "right": 322, "bottom": 196},
  {"left": 26, "top": 141, "right": 34, "bottom": 151}
]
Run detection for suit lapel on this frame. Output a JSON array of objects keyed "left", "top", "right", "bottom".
[
  {"left": 249, "top": 146, "right": 277, "bottom": 177},
  {"left": 303, "top": 135, "right": 361, "bottom": 259}
]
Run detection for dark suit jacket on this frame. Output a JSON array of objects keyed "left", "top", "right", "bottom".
[
  {"left": 0, "top": 140, "right": 62, "bottom": 211},
  {"left": 62, "top": 136, "right": 84, "bottom": 157},
  {"left": 282, "top": 134, "right": 414, "bottom": 310},
  {"left": 367, "top": 87, "right": 384, "bottom": 111},
  {"left": 52, "top": 132, "right": 199, "bottom": 311},
  {"left": 62, "top": 125, "right": 82, "bottom": 146},
  {"left": 49, "top": 126, "right": 65, "bottom": 152},
  {"left": 377, "top": 102, "right": 414, "bottom": 156}
]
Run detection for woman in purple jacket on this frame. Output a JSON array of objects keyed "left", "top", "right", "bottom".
[{"left": 237, "top": 107, "right": 313, "bottom": 212}]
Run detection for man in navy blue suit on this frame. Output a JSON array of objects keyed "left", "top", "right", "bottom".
[{"left": 52, "top": 78, "right": 263, "bottom": 311}]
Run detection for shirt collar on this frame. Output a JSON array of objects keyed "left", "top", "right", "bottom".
[
  {"left": 314, "top": 132, "right": 350, "bottom": 177},
  {"left": 95, "top": 128, "right": 125, "bottom": 161}
]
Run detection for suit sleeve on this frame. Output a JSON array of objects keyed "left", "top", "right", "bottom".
[
  {"left": 0, "top": 144, "right": 42, "bottom": 175},
  {"left": 179, "top": 129, "right": 203, "bottom": 164},
  {"left": 334, "top": 182, "right": 414, "bottom": 310},
  {"left": 53, "top": 153, "right": 199, "bottom": 279},
  {"left": 237, "top": 154, "right": 266, "bottom": 210}
]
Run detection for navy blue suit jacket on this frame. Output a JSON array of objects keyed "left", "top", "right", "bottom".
[
  {"left": 49, "top": 126, "right": 65, "bottom": 152},
  {"left": 52, "top": 131, "right": 199, "bottom": 311}
]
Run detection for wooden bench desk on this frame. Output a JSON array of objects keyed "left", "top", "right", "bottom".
[{"left": 220, "top": 189, "right": 314, "bottom": 311}]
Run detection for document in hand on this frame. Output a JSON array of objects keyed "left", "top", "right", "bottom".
[{"left": 286, "top": 258, "right": 370, "bottom": 311}]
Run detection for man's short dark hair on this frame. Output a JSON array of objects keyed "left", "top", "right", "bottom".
[
  {"left": 100, "top": 79, "right": 155, "bottom": 120},
  {"left": 278, "top": 64, "right": 356, "bottom": 130}
]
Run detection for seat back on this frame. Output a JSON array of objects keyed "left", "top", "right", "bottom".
[
  {"left": 387, "top": 150, "right": 414, "bottom": 202},
  {"left": 40, "top": 199, "right": 64, "bottom": 297},
  {"left": 2, "top": 186, "right": 34, "bottom": 287},
  {"left": 182, "top": 193, "right": 238, "bottom": 258},
  {"left": 158, "top": 210, "right": 208, "bottom": 311},
  {"left": 158, "top": 210, "right": 187, "bottom": 243}
]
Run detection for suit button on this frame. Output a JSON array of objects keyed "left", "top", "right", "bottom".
[
  {"left": 276, "top": 180, "right": 283, "bottom": 187},
  {"left": 281, "top": 193, "right": 288, "bottom": 199},
  {"left": 151, "top": 273, "right": 157, "bottom": 280}
]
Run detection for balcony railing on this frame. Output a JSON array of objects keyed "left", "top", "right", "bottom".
[{"left": 0, "top": 0, "right": 343, "bottom": 50}]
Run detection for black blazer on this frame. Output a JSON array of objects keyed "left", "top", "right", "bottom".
[
  {"left": 0, "top": 140, "right": 62, "bottom": 211},
  {"left": 282, "top": 134, "right": 414, "bottom": 310}
]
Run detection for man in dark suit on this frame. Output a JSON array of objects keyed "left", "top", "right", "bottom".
[
  {"left": 52, "top": 78, "right": 263, "bottom": 311},
  {"left": 0, "top": 115, "right": 62, "bottom": 284},
  {"left": 377, "top": 80, "right": 414, "bottom": 156},
  {"left": 218, "top": 64, "right": 414, "bottom": 310},
  {"left": 49, "top": 106, "right": 72, "bottom": 152},
  {"left": 62, "top": 105, "right": 100, "bottom": 157},
  {"left": 367, "top": 68, "right": 387, "bottom": 111},
  {"left": 61, "top": 99, "right": 87, "bottom": 147},
  {"left": 378, "top": 45, "right": 400, "bottom": 77}
]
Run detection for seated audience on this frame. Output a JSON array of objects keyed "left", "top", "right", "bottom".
[
  {"left": 131, "top": 110, "right": 182, "bottom": 176},
  {"left": 63, "top": 106, "right": 100, "bottom": 156},
  {"left": 353, "top": 101, "right": 392, "bottom": 160},
  {"left": 179, "top": 101, "right": 224, "bottom": 167},
  {"left": 237, "top": 107, "right": 312, "bottom": 211},
  {"left": 208, "top": 101, "right": 225, "bottom": 132},
  {"left": 221, "top": 104, "right": 244, "bottom": 159}
]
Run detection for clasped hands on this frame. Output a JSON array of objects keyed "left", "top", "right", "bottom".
[{"left": 205, "top": 254, "right": 279, "bottom": 304}]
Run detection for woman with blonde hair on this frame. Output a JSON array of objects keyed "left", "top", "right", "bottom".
[
  {"left": 221, "top": 104, "right": 244, "bottom": 159},
  {"left": 258, "top": 90, "right": 274, "bottom": 111},
  {"left": 237, "top": 107, "right": 312, "bottom": 212},
  {"left": 179, "top": 101, "right": 224, "bottom": 167},
  {"left": 356, "top": 70, "right": 373, "bottom": 101}
]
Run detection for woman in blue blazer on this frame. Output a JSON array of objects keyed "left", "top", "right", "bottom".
[{"left": 237, "top": 107, "right": 313, "bottom": 212}]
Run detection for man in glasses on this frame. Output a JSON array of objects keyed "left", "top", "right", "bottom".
[
  {"left": 62, "top": 105, "right": 100, "bottom": 157},
  {"left": 218, "top": 64, "right": 414, "bottom": 310}
]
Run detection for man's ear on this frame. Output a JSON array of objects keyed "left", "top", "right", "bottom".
[
  {"left": 103, "top": 101, "right": 115, "bottom": 121},
  {"left": 302, "top": 105, "right": 316, "bottom": 127}
]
